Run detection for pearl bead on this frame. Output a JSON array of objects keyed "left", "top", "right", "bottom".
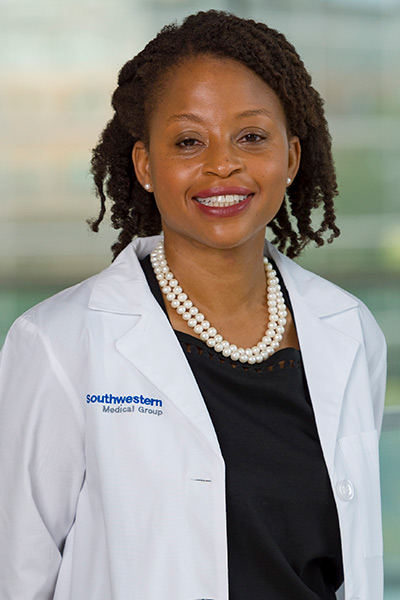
[
  {"left": 169, "top": 279, "right": 178, "bottom": 287},
  {"left": 215, "top": 342, "right": 223, "bottom": 352},
  {"left": 174, "top": 286, "right": 183, "bottom": 295},
  {"left": 248, "top": 356, "right": 256, "bottom": 365},
  {"left": 231, "top": 351, "right": 240, "bottom": 361},
  {"left": 194, "top": 324, "right": 203, "bottom": 334},
  {"left": 195, "top": 313, "right": 204, "bottom": 322},
  {"left": 177, "top": 293, "right": 187, "bottom": 302},
  {"left": 222, "top": 347, "right": 231, "bottom": 357},
  {"left": 202, "top": 320, "right": 210, "bottom": 330},
  {"left": 214, "top": 334, "right": 223, "bottom": 343},
  {"left": 166, "top": 292, "right": 176, "bottom": 302},
  {"left": 207, "top": 338, "right": 216, "bottom": 347},
  {"left": 189, "top": 306, "right": 198, "bottom": 315},
  {"left": 165, "top": 272, "right": 173, "bottom": 280},
  {"left": 239, "top": 355, "right": 248, "bottom": 363},
  {"left": 188, "top": 318, "right": 197, "bottom": 328},
  {"left": 200, "top": 331, "right": 209, "bottom": 341},
  {"left": 182, "top": 312, "right": 191, "bottom": 321},
  {"left": 208, "top": 327, "right": 217, "bottom": 337},
  {"left": 171, "top": 299, "right": 180, "bottom": 309},
  {"left": 183, "top": 300, "right": 193, "bottom": 309},
  {"left": 176, "top": 306, "right": 186, "bottom": 315}
]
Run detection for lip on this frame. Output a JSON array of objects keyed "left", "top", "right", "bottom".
[
  {"left": 193, "top": 186, "right": 253, "bottom": 199},
  {"left": 195, "top": 193, "right": 253, "bottom": 217}
]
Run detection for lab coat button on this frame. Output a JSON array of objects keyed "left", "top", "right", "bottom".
[{"left": 336, "top": 479, "right": 354, "bottom": 501}]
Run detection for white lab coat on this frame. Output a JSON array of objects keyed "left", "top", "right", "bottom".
[{"left": 0, "top": 235, "right": 386, "bottom": 600}]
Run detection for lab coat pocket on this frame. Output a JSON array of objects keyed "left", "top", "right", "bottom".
[{"left": 337, "top": 429, "right": 383, "bottom": 558}]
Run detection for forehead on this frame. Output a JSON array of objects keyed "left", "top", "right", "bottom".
[{"left": 150, "top": 55, "right": 286, "bottom": 125}]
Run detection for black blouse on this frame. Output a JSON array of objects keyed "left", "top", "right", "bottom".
[{"left": 141, "top": 255, "right": 344, "bottom": 599}]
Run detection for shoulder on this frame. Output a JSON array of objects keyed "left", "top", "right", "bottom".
[
  {"left": 1, "top": 275, "right": 100, "bottom": 366},
  {"left": 11, "top": 274, "right": 99, "bottom": 334},
  {"left": 2, "top": 236, "right": 158, "bottom": 350}
]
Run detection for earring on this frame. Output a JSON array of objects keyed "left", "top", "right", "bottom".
[
  {"left": 287, "top": 177, "right": 292, "bottom": 185},
  {"left": 144, "top": 183, "right": 151, "bottom": 191}
]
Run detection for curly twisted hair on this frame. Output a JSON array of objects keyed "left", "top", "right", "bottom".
[{"left": 90, "top": 10, "right": 340, "bottom": 259}]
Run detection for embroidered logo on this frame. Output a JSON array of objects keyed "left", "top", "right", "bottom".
[{"left": 86, "top": 393, "right": 163, "bottom": 416}]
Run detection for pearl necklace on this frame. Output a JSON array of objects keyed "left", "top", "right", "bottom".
[{"left": 150, "top": 242, "right": 287, "bottom": 364}]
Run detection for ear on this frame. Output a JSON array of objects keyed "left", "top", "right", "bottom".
[
  {"left": 132, "top": 141, "right": 152, "bottom": 192},
  {"left": 287, "top": 136, "right": 301, "bottom": 184}
]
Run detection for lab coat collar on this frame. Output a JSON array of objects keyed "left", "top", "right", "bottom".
[
  {"left": 89, "top": 236, "right": 358, "bottom": 318},
  {"left": 265, "top": 241, "right": 358, "bottom": 317},
  {"left": 89, "top": 235, "right": 360, "bottom": 467},
  {"left": 88, "top": 235, "right": 162, "bottom": 315}
]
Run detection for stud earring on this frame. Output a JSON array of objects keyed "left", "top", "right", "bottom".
[
  {"left": 287, "top": 177, "right": 292, "bottom": 185},
  {"left": 144, "top": 183, "right": 151, "bottom": 191}
]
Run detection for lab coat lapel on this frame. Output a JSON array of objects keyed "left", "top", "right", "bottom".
[
  {"left": 268, "top": 244, "right": 360, "bottom": 471},
  {"left": 89, "top": 237, "right": 222, "bottom": 455},
  {"left": 289, "top": 297, "right": 359, "bottom": 470},
  {"left": 115, "top": 300, "right": 222, "bottom": 455}
]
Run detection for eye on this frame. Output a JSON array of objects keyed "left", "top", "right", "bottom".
[
  {"left": 239, "top": 132, "right": 266, "bottom": 143},
  {"left": 176, "top": 137, "right": 201, "bottom": 148}
]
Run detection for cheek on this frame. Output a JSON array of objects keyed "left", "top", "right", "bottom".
[{"left": 151, "top": 159, "right": 198, "bottom": 200}]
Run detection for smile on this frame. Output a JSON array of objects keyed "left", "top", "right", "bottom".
[{"left": 194, "top": 194, "right": 250, "bottom": 207}]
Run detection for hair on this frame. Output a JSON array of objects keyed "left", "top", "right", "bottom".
[{"left": 89, "top": 9, "right": 340, "bottom": 259}]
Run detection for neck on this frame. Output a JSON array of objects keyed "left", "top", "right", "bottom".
[{"left": 162, "top": 232, "right": 268, "bottom": 317}]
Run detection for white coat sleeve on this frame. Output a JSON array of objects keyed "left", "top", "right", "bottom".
[
  {"left": 362, "top": 307, "right": 387, "bottom": 436},
  {"left": 0, "top": 315, "right": 85, "bottom": 600},
  {"left": 370, "top": 338, "right": 387, "bottom": 436}
]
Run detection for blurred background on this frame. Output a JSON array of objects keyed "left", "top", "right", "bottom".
[{"left": 1, "top": 0, "right": 399, "bottom": 595}]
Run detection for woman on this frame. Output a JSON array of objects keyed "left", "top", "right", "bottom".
[{"left": 0, "top": 10, "right": 386, "bottom": 600}]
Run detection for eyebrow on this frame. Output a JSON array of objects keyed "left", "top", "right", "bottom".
[
  {"left": 235, "top": 109, "right": 273, "bottom": 119},
  {"left": 166, "top": 108, "right": 273, "bottom": 125},
  {"left": 166, "top": 113, "right": 205, "bottom": 124}
]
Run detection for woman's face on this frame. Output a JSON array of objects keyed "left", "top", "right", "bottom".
[{"left": 133, "top": 55, "right": 300, "bottom": 253}]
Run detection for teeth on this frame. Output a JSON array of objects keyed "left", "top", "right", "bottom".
[{"left": 195, "top": 194, "right": 248, "bottom": 207}]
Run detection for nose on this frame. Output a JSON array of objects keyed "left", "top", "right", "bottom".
[{"left": 202, "top": 140, "right": 242, "bottom": 178}]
